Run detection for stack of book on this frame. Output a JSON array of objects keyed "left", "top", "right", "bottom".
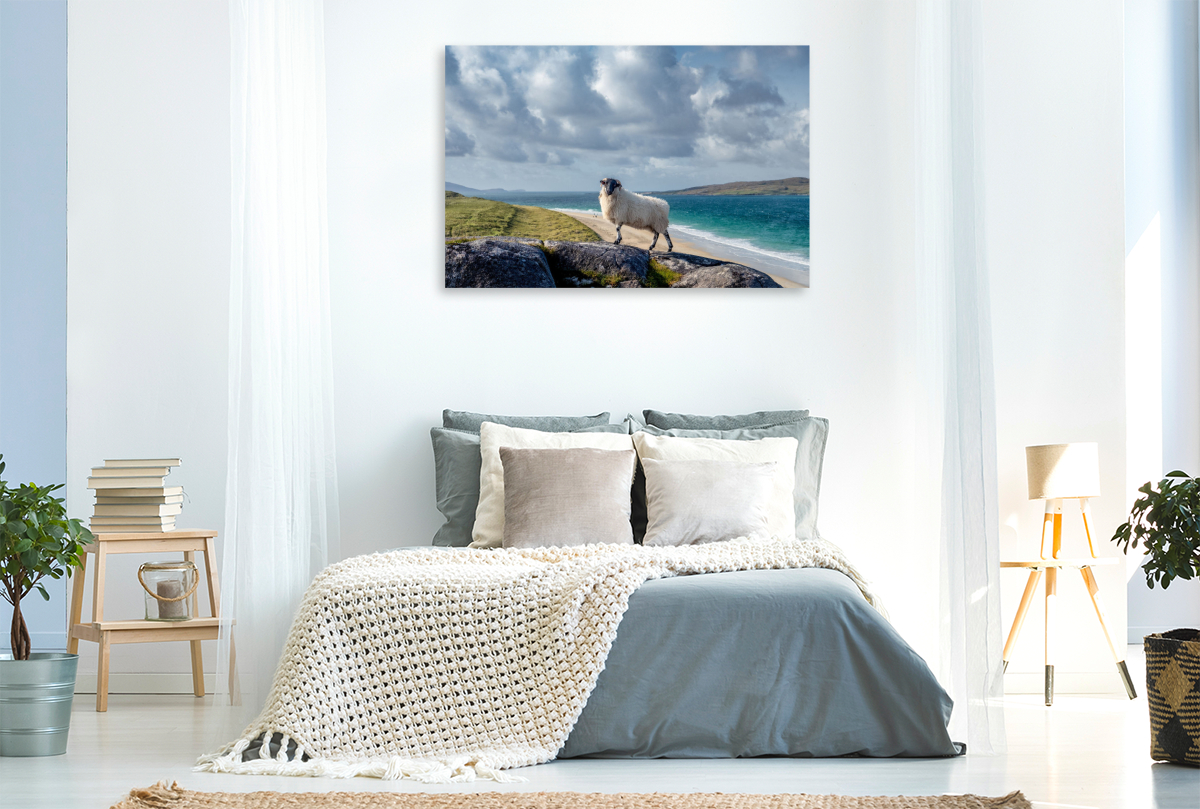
[{"left": 87, "top": 459, "right": 184, "bottom": 533}]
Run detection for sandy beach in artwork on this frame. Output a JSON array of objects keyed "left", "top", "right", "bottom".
[{"left": 560, "top": 210, "right": 800, "bottom": 289}]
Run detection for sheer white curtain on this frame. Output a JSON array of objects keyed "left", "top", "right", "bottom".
[
  {"left": 216, "top": 0, "right": 339, "bottom": 719},
  {"left": 914, "top": 0, "right": 1006, "bottom": 754}
]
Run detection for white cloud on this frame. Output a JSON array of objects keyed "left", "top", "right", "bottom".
[{"left": 445, "top": 46, "right": 809, "bottom": 188}]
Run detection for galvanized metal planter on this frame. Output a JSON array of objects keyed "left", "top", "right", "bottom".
[{"left": 0, "top": 652, "right": 79, "bottom": 756}]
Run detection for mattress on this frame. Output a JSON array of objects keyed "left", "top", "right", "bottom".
[{"left": 559, "top": 567, "right": 960, "bottom": 759}]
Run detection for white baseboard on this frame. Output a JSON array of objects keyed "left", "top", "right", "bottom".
[
  {"left": 74, "top": 671, "right": 218, "bottom": 695},
  {"left": 1004, "top": 671, "right": 1127, "bottom": 695},
  {"left": 1128, "top": 625, "right": 1191, "bottom": 643},
  {"left": 27, "top": 644, "right": 222, "bottom": 696}
]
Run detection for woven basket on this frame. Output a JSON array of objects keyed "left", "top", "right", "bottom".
[{"left": 1145, "top": 629, "right": 1200, "bottom": 766}]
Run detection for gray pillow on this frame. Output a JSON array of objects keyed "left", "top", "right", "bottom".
[
  {"left": 431, "top": 422, "right": 630, "bottom": 547},
  {"left": 641, "top": 458, "right": 776, "bottom": 546},
  {"left": 431, "top": 427, "right": 483, "bottom": 547},
  {"left": 443, "top": 409, "right": 611, "bottom": 433},
  {"left": 640, "top": 417, "right": 828, "bottom": 540},
  {"left": 500, "top": 447, "right": 636, "bottom": 548},
  {"left": 642, "top": 409, "right": 810, "bottom": 430}
]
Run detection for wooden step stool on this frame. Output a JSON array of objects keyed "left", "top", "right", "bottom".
[{"left": 67, "top": 530, "right": 234, "bottom": 711}]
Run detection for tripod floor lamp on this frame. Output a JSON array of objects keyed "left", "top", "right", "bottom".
[{"left": 1001, "top": 442, "right": 1138, "bottom": 705}]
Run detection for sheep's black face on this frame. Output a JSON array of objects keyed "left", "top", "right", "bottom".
[{"left": 601, "top": 178, "right": 622, "bottom": 196}]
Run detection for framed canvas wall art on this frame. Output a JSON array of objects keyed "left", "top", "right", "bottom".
[{"left": 445, "top": 46, "right": 810, "bottom": 289}]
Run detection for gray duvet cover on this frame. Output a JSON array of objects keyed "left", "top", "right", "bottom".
[{"left": 559, "top": 567, "right": 960, "bottom": 759}]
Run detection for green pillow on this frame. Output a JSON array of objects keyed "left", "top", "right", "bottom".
[
  {"left": 431, "top": 421, "right": 629, "bottom": 547},
  {"left": 642, "top": 409, "right": 810, "bottom": 431},
  {"left": 639, "top": 417, "right": 828, "bottom": 540},
  {"left": 442, "top": 409, "right": 611, "bottom": 433}
]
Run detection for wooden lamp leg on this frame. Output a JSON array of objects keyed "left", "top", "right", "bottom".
[
  {"left": 1080, "top": 498, "right": 1098, "bottom": 558},
  {"left": 1080, "top": 566, "right": 1137, "bottom": 699},
  {"left": 1003, "top": 568, "right": 1044, "bottom": 673},
  {"left": 1039, "top": 500, "right": 1054, "bottom": 559},
  {"left": 1045, "top": 565, "right": 1057, "bottom": 706},
  {"left": 1038, "top": 499, "right": 1065, "bottom": 559},
  {"left": 1043, "top": 502, "right": 1064, "bottom": 705},
  {"left": 1050, "top": 500, "right": 1063, "bottom": 559}
]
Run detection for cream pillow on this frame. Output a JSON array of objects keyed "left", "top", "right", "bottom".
[
  {"left": 501, "top": 447, "right": 637, "bottom": 548},
  {"left": 632, "top": 431, "right": 798, "bottom": 540},
  {"left": 470, "top": 422, "right": 635, "bottom": 549},
  {"left": 641, "top": 458, "right": 776, "bottom": 546}
]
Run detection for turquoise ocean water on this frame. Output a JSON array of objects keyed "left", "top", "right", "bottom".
[{"left": 469, "top": 191, "right": 810, "bottom": 285}]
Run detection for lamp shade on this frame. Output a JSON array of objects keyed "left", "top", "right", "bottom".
[{"left": 1026, "top": 443, "right": 1101, "bottom": 500}]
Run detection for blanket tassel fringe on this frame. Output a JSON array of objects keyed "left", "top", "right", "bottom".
[{"left": 193, "top": 731, "right": 526, "bottom": 783}]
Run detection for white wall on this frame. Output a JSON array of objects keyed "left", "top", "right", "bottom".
[
  {"left": 66, "top": 0, "right": 230, "bottom": 688},
  {"left": 985, "top": 0, "right": 1131, "bottom": 690},
  {"left": 324, "top": 0, "right": 937, "bottom": 649},
  {"left": 65, "top": 0, "right": 1133, "bottom": 693},
  {"left": 1123, "top": 0, "right": 1200, "bottom": 640}
]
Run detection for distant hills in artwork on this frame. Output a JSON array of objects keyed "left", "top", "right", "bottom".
[
  {"left": 656, "top": 177, "right": 809, "bottom": 196},
  {"left": 445, "top": 182, "right": 526, "bottom": 195},
  {"left": 447, "top": 179, "right": 808, "bottom": 196}
]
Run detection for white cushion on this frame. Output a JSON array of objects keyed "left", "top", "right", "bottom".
[
  {"left": 470, "top": 422, "right": 635, "bottom": 549},
  {"left": 641, "top": 458, "right": 777, "bottom": 546},
  {"left": 632, "top": 431, "right": 798, "bottom": 541}
]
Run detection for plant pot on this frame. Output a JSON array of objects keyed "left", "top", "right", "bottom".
[
  {"left": 1145, "top": 629, "right": 1200, "bottom": 766},
  {"left": 0, "top": 652, "right": 79, "bottom": 756}
]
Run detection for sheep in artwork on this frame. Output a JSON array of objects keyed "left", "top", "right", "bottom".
[{"left": 598, "top": 178, "right": 673, "bottom": 252}]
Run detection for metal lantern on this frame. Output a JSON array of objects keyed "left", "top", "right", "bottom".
[{"left": 138, "top": 560, "right": 198, "bottom": 621}]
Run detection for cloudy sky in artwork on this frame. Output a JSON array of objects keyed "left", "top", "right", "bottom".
[{"left": 445, "top": 46, "right": 809, "bottom": 192}]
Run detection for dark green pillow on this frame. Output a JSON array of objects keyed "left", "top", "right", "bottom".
[
  {"left": 642, "top": 409, "right": 810, "bottom": 431},
  {"left": 443, "top": 409, "right": 611, "bottom": 433},
  {"left": 431, "top": 421, "right": 630, "bottom": 547}
]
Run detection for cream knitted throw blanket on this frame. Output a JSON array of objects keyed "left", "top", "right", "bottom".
[{"left": 196, "top": 536, "right": 878, "bottom": 782}]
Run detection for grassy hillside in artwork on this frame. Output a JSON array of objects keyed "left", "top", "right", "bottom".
[
  {"left": 656, "top": 177, "right": 809, "bottom": 196},
  {"left": 445, "top": 191, "right": 601, "bottom": 242}
]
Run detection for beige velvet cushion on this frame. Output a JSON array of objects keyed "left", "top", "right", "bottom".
[
  {"left": 632, "top": 431, "right": 798, "bottom": 540},
  {"left": 471, "top": 422, "right": 635, "bottom": 549},
  {"left": 641, "top": 458, "right": 777, "bottom": 546},
  {"left": 500, "top": 447, "right": 637, "bottom": 548}
]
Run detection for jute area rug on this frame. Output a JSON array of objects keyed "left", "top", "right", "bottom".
[{"left": 111, "top": 782, "right": 1031, "bottom": 809}]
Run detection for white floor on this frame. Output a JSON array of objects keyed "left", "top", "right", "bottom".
[{"left": 3, "top": 646, "right": 1197, "bottom": 809}]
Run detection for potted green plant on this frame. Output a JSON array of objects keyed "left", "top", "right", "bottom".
[
  {"left": 0, "top": 453, "right": 93, "bottom": 756},
  {"left": 1112, "top": 470, "right": 1200, "bottom": 767}
]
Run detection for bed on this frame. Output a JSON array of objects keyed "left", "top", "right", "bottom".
[{"left": 200, "top": 408, "right": 961, "bottom": 781}]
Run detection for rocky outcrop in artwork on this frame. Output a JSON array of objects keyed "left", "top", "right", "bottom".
[
  {"left": 445, "top": 238, "right": 782, "bottom": 289},
  {"left": 444, "top": 238, "right": 556, "bottom": 288}
]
